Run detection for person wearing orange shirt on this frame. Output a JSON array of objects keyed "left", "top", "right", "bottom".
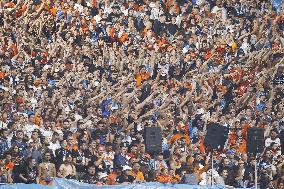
[
  {"left": 136, "top": 66, "right": 150, "bottom": 87},
  {"left": 0, "top": 72, "right": 7, "bottom": 79},
  {"left": 0, "top": 162, "right": 13, "bottom": 183},
  {"left": 156, "top": 168, "right": 173, "bottom": 183},
  {"left": 106, "top": 171, "right": 118, "bottom": 185},
  {"left": 169, "top": 169, "right": 181, "bottom": 183}
]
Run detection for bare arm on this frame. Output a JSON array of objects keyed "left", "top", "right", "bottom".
[
  {"left": 178, "top": 91, "right": 192, "bottom": 108},
  {"left": 38, "top": 164, "right": 42, "bottom": 179},
  {"left": 135, "top": 91, "right": 157, "bottom": 111},
  {"left": 19, "top": 173, "right": 28, "bottom": 183},
  {"left": 57, "top": 164, "right": 65, "bottom": 178},
  {"left": 34, "top": 1, "right": 46, "bottom": 18},
  {"left": 200, "top": 53, "right": 217, "bottom": 72}
]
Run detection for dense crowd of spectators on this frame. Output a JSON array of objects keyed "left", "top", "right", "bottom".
[{"left": 0, "top": 0, "right": 284, "bottom": 188}]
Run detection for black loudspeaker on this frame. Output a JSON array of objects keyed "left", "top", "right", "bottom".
[
  {"left": 246, "top": 127, "right": 264, "bottom": 154},
  {"left": 145, "top": 127, "right": 162, "bottom": 154},
  {"left": 204, "top": 123, "right": 228, "bottom": 150},
  {"left": 280, "top": 129, "right": 284, "bottom": 154}
]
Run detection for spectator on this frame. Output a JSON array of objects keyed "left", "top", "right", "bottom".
[
  {"left": 57, "top": 155, "right": 76, "bottom": 179},
  {"left": 132, "top": 162, "right": 145, "bottom": 182},
  {"left": 19, "top": 158, "right": 39, "bottom": 184},
  {"left": 73, "top": 142, "right": 91, "bottom": 178},
  {"left": 38, "top": 152, "right": 56, "bottom": 185},
  {"left": 0, "top": 0, "right": 283, "bottom": 187},
  {"left": 114, "top": 146, "right": 130, "bottom": 168},
  {"left": 116, "top": 166, "right": 135, "bottom": 184},
  {"left": 265, "top": 129, "right": 281, "bottom": 147},
  {"left": 80, "top": 166, "right": 97, "bottom": 184},
  {"left": 0, "top": 162, "right": 13, "bottom": 184},
  {"left": 180, "top": 165, "right": 198, "bottom": 185}
]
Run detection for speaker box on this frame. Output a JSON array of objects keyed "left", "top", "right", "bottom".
[
  {"left": 280, "top": 130, "right": 284, "bottom": 154},
  {"left": 246, "top": 127, "right": 264, "bottom": 154},
  {"left": 204, "top": 123, "right": 228, "bottom": 150},
  {"left": 145, "top": 127, "right": 162, "bottom": 154}
]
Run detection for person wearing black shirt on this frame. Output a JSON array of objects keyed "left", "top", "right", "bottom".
[
  {"left": 91, "top": 121, "right": 108, "bottom": 143},
  {"left": 244, "top": 158, "right": 256, "bottom": 188},
  {"left": 55, "top": 140, "right": 73, "bottom": 168},
  {"left": 259, "top": 168, "right": 271, "bottom": 189},
  {"left": 89, "top": 146, "right": 107, "bottom": 174},
  {"left": 280, "top": 122, "right": 284, "bottom": 155},
  {"left": 0, "top": 129, "right": 10, "bottom": 158},
  {"left": 153, "top": 14, "right": 168, "bottom": 36},
  {"left": 11, "top": 130, "right": 28, "bottom": 153},
  {"left": 167, "top": 17, "right": 179, "bottom": 36},
  {"left": 61, "top": 120, "right": 73, "bottom": 140},
  {"left": 140, "top": 81, "right": 152, "bottom": 102},
  {"left": 116, "top": 166, "right": 135, "bottom": 184},
  {"left": 80, "top": 166, "right": 98, "bottom": 184},
  {"left": 10, "top": 145, "right": 25, "bottom": 183},
  {"left": 73, "top": 142, "right": 91, "bottom": 176},
  {"left": 19, "top": 158, "right": 38, "bottom": 184}
]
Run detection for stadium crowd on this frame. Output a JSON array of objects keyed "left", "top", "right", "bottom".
[{"left": 0, "top": 0, "right": 284, "bottom": 188}]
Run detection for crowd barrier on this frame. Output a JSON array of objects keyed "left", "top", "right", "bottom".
[{"left": 0, "top": 178, "right": 249, "bottom": 189}]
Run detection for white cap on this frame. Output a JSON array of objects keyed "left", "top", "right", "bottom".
[
  {"left": 207, "top": 169, "right": 219, "bottom": 177},
  {"left": 122, "top": 165, "right": 132, "bottom": 171},
  {"left": 94, "top": 81, "right": 100, "bottom": 86},
  {"left": 43, "top": 65, "right": 52, "bottom": 70},
  {"left": 98, "top": 172, "right": 108, "bottom": 180}
]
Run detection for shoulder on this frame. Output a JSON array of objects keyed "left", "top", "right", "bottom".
[
  {"left": 116, "top": 175, "right": 123, "bottom": 181},
  {"left": 59, "top": 163, "right": 66, "bottom": 167},
  {"left": 55, "top": 148, "right": 61, "bottom": 152},
  {"left": 265, "top": 138, "right": 271, "bottom": 142},
  {"left": 80, "top": 173, "right": 89, "bottom": 180},
  {"left": 91, "top": 155, "right": 99, "bottom": 160},
  {"left": 128, "top": 175, "right": 135, "bottom": 181},
  {"left": 137, "top": 171, "right": 144, "bottom": 178}
]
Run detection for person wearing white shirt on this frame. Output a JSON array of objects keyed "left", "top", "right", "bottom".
[
  {"left": 150, "top": 2, "right": 163, "bottom": 20},
  {"left": 103, "top": 4, "right": 113, "bottom": 15},
  {"left": 23, "top": 114, "right": 38, "bottom": 138},
  {"left": 211, "top": 0, "right": 227, "bottom": 20},
  {"left": 0, "top": 112, "right": 8, "bottom": 129},
  {"left": 103, "top": 144, "right": 115, "bottom": 171},
  {"left": 158, "top": 63, "right": 169, "bottom": 78},
  {"left": 265, "top": 129, "right": 281, "bottom": 147},
  {"left": 152, "top": 154, "right": 168, "bottom": 171},
  {"left": 48, "top": 133, "right": 61, "bottom": 156},
  {"left": 40, "top": 125, "right": 54, "bottom": 143},
  {"left": 74, "top": 3, "right": 84, "bottom": 13}
]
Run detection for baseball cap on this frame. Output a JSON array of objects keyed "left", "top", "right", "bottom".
[
  {"left": 98, "top": 172, "right": 108, "bottom": 180},
  {"left": 226, "top": 149, "right": 235, "bottom": 155},
  {"left": 122, "top": 165, "right": 132, "bottom": 171}
]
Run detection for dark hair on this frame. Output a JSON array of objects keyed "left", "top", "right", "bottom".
[
  {"left": 16, "top": 130, "right": 23, "bottom": 134},
  {"left": 277, "top": 178, "right": 284, "bottom": 187},
  {"left": 270, "top": 129, "right": 278, "bottom": 134},
  {"left": 0, "top": 129, "right": 8, "bottom": 135},
  {"left": 63, "top": 119, "right": 69, "bottom": 123},
  {"left": 97, "top": 120, "right": 104, "bottom": 125},
  {"left": 27, "top": 157, "right": 36, "bottom": 164}
]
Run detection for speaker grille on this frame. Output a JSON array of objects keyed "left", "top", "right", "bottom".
[
  {"left": 144, "top": 127, "right": 162, "bottom": 154},
  {"left": 204, "top": 123, "right": 228, "bottom": 150},
  {"left": 246, "top": 128, "right": 264, "bottom": 154}
]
